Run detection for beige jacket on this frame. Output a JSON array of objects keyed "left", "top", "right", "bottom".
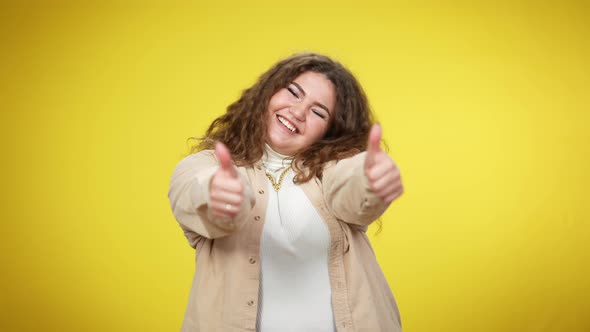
[{"left": 168, "top": 150, "right": 402, "bottom": 332}]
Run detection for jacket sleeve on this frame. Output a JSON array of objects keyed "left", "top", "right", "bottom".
[
  {"left": 322, "top": 151, "right": 388, "bottom": 227},
  {"left": 167, "top": 150, "right": 255, "bottom": 242}
]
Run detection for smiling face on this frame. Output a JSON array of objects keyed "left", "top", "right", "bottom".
[{"left": 266, "top": 71, "right": 337, "bottom": 156}]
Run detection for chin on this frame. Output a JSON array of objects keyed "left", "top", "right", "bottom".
[
  {"left": 268, "top": 142, "right": 294, "bottom": 156},
  {"left": 271, "top": 145, "right": 291, "bottom": 155}
]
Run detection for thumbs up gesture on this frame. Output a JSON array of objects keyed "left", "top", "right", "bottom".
[
  {"left": 364, "top": 124, "right": 403, "bottom": 205},
  {"left": 209, "top": 142, "right": 244, "bottom": 219}
]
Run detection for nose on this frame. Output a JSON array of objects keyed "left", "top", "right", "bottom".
[{"left": 289, "top": 102, "right": 306, "bottom": 122}]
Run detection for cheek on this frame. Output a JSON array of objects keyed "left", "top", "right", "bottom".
[
  {"left": 267, "top": 90, "right": 288, "bottom": 110},
  {"left": 308, "top": 118, "right": 330, "bottom": 140},
  {"left": 266, "top": 101, "right": 278, "bottom": 121},
  {"left": 266, "top": 97, "right": 277, "bottom": 115}
]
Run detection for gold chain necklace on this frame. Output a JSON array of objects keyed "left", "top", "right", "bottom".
[{"left": 264, "top": 166, "right": 292, "bottom": 192}]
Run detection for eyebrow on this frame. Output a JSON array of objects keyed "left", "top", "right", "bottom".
[{"left": 291, "top": 81, "right": 332, "bottom": 115}]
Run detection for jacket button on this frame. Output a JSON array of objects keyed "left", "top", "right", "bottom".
[
  {"left": 254, "top": 216, "right": 261, "bottom": 221},
  {"left": 247, "top": 300, "right": 254, "bottom": 306},
  {"left": 257, "top": 166, "right": 262, "bottom": 170},
  {"left": 249, "top": 257, "right": 256, "bottom": 264},
  {"left": 258, "top": 190, "right": 264, "bottom": 195}
]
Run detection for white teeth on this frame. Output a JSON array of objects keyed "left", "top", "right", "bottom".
[{"left": 278, "top": 116, "right": 298, "bottom": 133}]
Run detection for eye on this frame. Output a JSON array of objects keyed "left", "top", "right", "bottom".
[
  {"left": 312, "top": 109, "right": 327, "bottom": 120},
  {"left": 287, "top": 86, "right": 300, "bottom": 99}
]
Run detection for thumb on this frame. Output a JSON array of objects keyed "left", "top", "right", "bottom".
[
  {"left": 365, "top": 123, "right": 382, "bottom": 167},
  {"left": 215, "top": 142, "right": 237, "bottom": 178}
]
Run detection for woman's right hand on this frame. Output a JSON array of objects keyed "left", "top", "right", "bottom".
[{"left": 209, "top": 142, "right": 244, "bottom": 219}]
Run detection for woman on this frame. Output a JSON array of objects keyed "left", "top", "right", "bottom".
[{"left": 168, "top": 53, "right": 403, "bottom": 331}]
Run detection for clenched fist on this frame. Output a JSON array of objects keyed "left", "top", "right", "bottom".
[
  {"left": 364, "top": 124, "right": 403, "bottom": 205},
  {"left": 209, "top": 142, "right": 244, "bottom": 219}
]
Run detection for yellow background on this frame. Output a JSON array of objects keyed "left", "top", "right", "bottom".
[{"left": 1, "top": 1, "right": 589, "bottom": 331}]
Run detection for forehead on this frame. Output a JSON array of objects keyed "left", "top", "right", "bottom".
[
  {"left": 292, "top": 71, "right": 332, "bottom": 86},
  {"left": 292, "top": 71, "right": 336, "bottom": 104}
]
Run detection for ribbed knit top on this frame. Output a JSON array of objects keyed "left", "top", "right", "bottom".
[{"left": 256, "top": 145, "right": 335, "bottom": 332}]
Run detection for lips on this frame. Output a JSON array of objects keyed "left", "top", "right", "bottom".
[{"left": 277, "top": 115, "right": 300, "bottom": 134}]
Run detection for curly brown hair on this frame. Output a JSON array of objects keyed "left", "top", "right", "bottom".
[{"left": 190, "top": 52, "right": 375, "bottom": 183}]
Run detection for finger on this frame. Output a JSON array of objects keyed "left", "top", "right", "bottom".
[
  {"left": 210, "top": 200, "right": 240, "bottom": 216},
  {"left": 367, "top": 123, "right": 382, "bottom": 155},
  {"left": 372, "top": 184, "right": 398, "bottom": 204},
  {"left": 371, "top": 174, "right": 397, "bottom": 195},
  {"left": 211, "top": 176, "right": 243, "bottom": 195},
  {"left": 365, "top": 123, "right": 382, "bottom": 168},
  {"left": 210, "top": 208, "right": 237, "bottom": 220},
  {"left": 209, "top": 190, "right": 244, "bottom": 206},
  {"left": 215, "top": 142, "right": 237, "bottom": 178},
  {"left": 371, "top": 175, "right": 402, "bottom": 195},
  {"left": 366, "top": 157, "right": 398, "bottom": 182},
  {"left": 384, "top": 185, "right": 404, "bottom": 202},
  {"left": 383, "top": 191, "right": 403, "bottom": 205}
]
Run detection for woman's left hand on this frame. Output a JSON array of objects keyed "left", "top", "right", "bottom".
[{"left": 364, "top": 124, "right": 404, "bottom": 205}]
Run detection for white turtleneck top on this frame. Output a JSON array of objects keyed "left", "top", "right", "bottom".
[{"left": 256, "top": 145, "right": 335, "bottom": 332}]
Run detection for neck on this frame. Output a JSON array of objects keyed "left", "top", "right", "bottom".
[{"left": 263, "top": 144, "right": 292, "bottom": 172}]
